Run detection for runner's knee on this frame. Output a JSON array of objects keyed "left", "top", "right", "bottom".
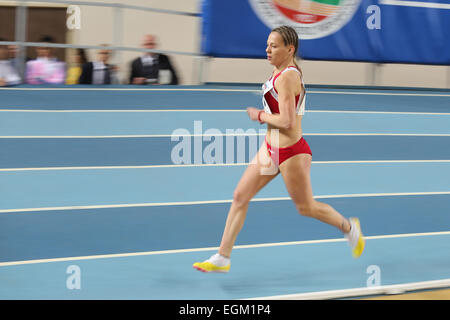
[
  {"left": 296, "top": 202, "right": 317, "bottom": 218},
  {"left": 232, "top": 188, "right": 250, "bottom": 208}
]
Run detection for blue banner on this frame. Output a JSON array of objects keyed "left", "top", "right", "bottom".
[{"left": 201, "top": 0, "right": 450, "bottom": 65}]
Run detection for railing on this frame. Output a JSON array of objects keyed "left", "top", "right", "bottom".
[{"left": 8, "top": 0, "right": 201, "bottom": 16}]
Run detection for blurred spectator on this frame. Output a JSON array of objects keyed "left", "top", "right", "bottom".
[
  {"left": 25, "top": 35, "right": 66, "bottom": 84},
  {"left": 79, "top": 45, "right": 118, "bottom": 85},
  {"left": 0, "top": 39, "right": 21, "bottom": 86},
  {"left": 129, "top": 34, "right": 179, "bottom": 85},
  {"left": 8, "top": 43, "right": 32, "bottom": 70},
  {"left": 7, "top": 44, "right": 19, "bottom": 68},
  {"left": 66, "top": 48, "right": 89, "bottom": 84}
]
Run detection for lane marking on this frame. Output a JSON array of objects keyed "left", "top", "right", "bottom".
[
  {"left": 0, "top": 231, "right": 450, "bottom": 267},
  {"left": 0, "top": 87, "right": 262, "bottom": 93},
  {"left": 0, "top": 231, "right": 449, "bottom": 267},
  {"left": 2, "top": 160, "right": 450, "bottom": 172},
  {"left": 247, "top": 278, "right": 450, "bottom": 300},
  {"left": 1, "top": 133, "right": 450, "bottom": 138},
  {"left": 0, "top": 162, "right": 248, "bottom": 172},
  {"left": 308, "top": 110, "right": 450, "bottom": 116},
  {"left": 1, "top": 109, "right": 450, "bottom": 115},
  {"left": 1, "top": 191, "right": 450, "bottom": 214},
  {"left": 0, "top": 109, "right": 247, "bottom": 113}
]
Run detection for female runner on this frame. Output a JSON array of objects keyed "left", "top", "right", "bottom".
[{"left": 193, "top": 25, "right": 364, "bottom": 273}]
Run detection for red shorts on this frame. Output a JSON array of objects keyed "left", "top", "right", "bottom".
[{"left": 265, "top": 136, "right": 312, "bottom": 166}]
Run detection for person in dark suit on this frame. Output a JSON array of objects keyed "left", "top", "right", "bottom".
[
  {"left": 129, "top": 35, "right": 179, "bottom": 85},
  {"left": 79, "top": 45, "right": 118, "bottom": 85}
]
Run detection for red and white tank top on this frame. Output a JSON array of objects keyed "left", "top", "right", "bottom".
[{"left": 262, "top": 66, "right": 306, "bottom": 115}]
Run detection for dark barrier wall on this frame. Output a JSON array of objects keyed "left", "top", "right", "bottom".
[{"left": 201, "top": 0, "right": 450, "bottom": 65}]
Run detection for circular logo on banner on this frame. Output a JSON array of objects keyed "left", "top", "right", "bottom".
[{"left": 249, "top": 0, "right": 361, "bottom": 39}]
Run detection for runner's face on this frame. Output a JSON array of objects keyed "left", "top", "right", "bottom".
[{"left": 265, "top": 32, "right": 291, "bottom": 66}]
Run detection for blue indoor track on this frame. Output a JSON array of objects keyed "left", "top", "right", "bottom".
[{"left": 0, "top": 85, "right": 449, "bottom": 299}]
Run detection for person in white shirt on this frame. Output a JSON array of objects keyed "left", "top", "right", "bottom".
[{"left": 0, "top": 40, "right": 21, "bottom": 86}]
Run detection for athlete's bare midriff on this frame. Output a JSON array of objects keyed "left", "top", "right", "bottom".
[{"left": 266, "top": 114, "right": 303, "bottom": 148}]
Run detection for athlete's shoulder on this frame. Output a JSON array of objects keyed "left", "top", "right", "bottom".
[{"left": 276, "top": 67, "right": 301, "bottom": 85}]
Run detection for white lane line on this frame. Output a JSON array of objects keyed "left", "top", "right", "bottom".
[
  {"left": 0, "top": 109, "right": 247, "bottom": 113},
  {"left": 0, "top": 231, "right": 449, "bottom": 267},
  {"left": 1, "top": 109, "right": 450, "bottom": 115},
  {"left": 0, "top": 87, "right": 261, "bottom": 93},
  {"left": 2, "top": 160, "right": 450, "bottom": 172},
  {"left": 308, "top": 110, "right": 450, "bottom": 116},
  {"left": 1, "top": 133, "right": 450, "bottom": 138},
  {"left": 247, "top": 278, "right": 450, "bottom": 300},
  {"left": 1, "top": 191, "right": 450, "bottom": 214},
  {"left": 0, "top": 162, "right": 249, "bottom": 172},
  {"left": 305, "top": 133, "right": 450, "bottom": 136}
]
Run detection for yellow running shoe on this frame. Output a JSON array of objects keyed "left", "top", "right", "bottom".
[
  {"left": 193, "top": 253, "right": 230, "bottom": 273},
  {"left": 346, "top": 217, "right": 365, "bottom": 258}
]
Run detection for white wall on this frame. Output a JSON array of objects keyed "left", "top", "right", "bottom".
[{"left": 65, "top": 0, "right": 449, "bottom": 88}]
